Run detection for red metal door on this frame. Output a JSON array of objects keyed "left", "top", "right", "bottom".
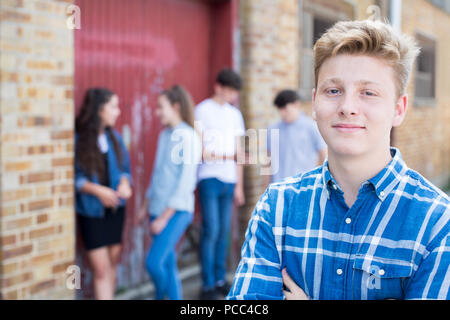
[{"left": 74, "top": 0, "right": 236, "bottom": 297}]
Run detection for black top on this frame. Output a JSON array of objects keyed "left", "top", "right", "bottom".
[{"left": 100, "top": 152, "right": 110, "bottom": 187}]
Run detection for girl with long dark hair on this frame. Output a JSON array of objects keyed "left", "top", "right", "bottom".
[
  {"left": 75, "top": 88, "right": 132, "bottom": 300},
  {"left": 136, "top": 85, "right": 201, "bottom": 300}
]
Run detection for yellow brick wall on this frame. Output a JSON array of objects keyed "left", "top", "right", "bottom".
[
  {"left": 395, "top": 0, "right": 450, "bottom": 187},
  {"left": 0, "top": 0, "right": 75, "bottom": 299},
  {"left": 238, "top": 0, "right": 300, "bottom": 237}
]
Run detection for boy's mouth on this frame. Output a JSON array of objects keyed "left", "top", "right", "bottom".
[{"left": 332, "top": 123, "right": 366, "bottom": 133}]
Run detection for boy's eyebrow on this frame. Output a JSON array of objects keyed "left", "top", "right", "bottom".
[
  {"left": 318, "top": 78, "right": 382, "bottom": 90},
  {"left": 355, "top": 79, "right": 382, "bottom": 86},
  {"left": 318, "top": 78, "right": 343, "bottom": 91}
]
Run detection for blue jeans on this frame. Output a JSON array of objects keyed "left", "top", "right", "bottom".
[
  {"left": 198, "top": 178, "right": 235, "bottom": 290},
  {"left": 145, "top": 210, "right": 192, "bottom": 300}
]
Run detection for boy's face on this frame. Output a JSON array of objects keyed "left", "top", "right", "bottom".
[
  {"left": 312, "top": 54, "right": 407, "bottom": 158},
  {"left": 279, "top": 101, "right": 301, "bottom": 124},
  {"left": 214, "top": 84, "right": 239, "bottom": 104}
]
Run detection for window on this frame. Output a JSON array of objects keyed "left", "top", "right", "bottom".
[
  {"left": 300, "top": 14, "right": 336, "bottom": 101},
  {"left": 299, "top": 0, "right": 352, "bottom": 101},
  {"left": 429, "top": 0, "right": 450, "bottom": 14},
  {"left": 414, "top": 34, "right": 436, "bottom": 106}
]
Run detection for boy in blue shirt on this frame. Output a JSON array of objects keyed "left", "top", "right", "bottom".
[{"left": 228, "top": 20, "right": 449, "bottom": 300}]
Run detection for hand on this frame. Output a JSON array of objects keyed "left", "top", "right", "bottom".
[
  {"left": 117, "top": 179, "right": 132, "bottom": 200},
  {"left": 135, "top": 205, "right": 148, "bottom": 226},
  {"left": 234, "top": 186, "right": 245, "bottom": 207},
  {"left": 150, "top": 216, "right": 168, "bottom": 235},
  {"left": 95, "top": 185, "right": 120, "bottom": 208},
  {"left": 282, "top": 268, "right": 309, "bottom": 300}
]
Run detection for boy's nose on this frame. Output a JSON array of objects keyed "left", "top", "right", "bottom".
[{"left": 338, "top": 94, "right": 359, "bottom": 116}]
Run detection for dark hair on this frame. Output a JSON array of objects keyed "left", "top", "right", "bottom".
[
  {"left": 160, "top": 85, "right": 195, "bottom": 128},
  {"left": 216, "top": 68, "right": 242, "bottom": 90},
  {"left": 75, "top": 87, "right": 122, "bottom": 178},
  {"left": 273, "top": 89, "right": 300, "bottom": 109}
]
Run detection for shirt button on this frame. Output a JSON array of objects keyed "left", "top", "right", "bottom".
[
  {"left": 379, "top": 269, "right": 385, "bottom": 276},
  {"left": 332, "top": 184, "right": 337, "bottom": 190},
  {"left": 345, "top": 218, "right": 352, "bottom": 224},
  {"left": 336, "top": 268, "right": 343, "bottom": 275},
  {"left": 380, "top": 191, "right": 385, "bottom": 197}
]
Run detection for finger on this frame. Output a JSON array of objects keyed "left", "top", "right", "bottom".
[
  {"left": 282, "top": 268, "right": 296, "bottom": 292},
  {"left": 283, "top": 290, "right": 294, "bottom": 300}
]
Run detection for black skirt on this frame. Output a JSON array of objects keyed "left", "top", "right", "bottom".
[
  {"left": 78, "top": 206, "right": 126, "bottom": 251},
  {"left": 77, "top": 151, "right": 125, "bottom": 251}
]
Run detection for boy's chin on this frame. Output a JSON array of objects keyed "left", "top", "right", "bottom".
[{"left": 328, "top": 143, "right": 368, "bottom": 158}]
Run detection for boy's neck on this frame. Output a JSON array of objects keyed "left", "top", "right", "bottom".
[
  {"left": 327, "top": 146, "right": 392, "bottom": 208},
  {"left": 284, "top": 109, "right": 302, "bottom": 124},
  {"left": 211, "top": 95, "right": 226, "bottom": 106}
]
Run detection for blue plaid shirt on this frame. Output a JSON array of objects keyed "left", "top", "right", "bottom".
[{"left": 227, "top": 148, "right": 450, "bottom": 300}]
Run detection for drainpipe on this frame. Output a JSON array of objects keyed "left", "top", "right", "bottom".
[
  {"left": 389, "top": 0, "right": 402, "bottom": 147},
  {"left": 390, "top": 0, "right": 402, "bottom": 32}
]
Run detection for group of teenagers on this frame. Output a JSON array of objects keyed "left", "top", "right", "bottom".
[{"left": 75, "top": 19, "right": 449, "bottom": 301}]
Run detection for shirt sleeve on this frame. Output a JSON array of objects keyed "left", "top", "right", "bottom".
[
  {"left": 166, "top": 129, "right": 201, "bottom": 210},
  {"left": 145, "top": 131, "right": 165, "bottom": 200},
  {"left": 404, "top": 231, "right": 450, "bottom": 300},
  {"left": 226, "top": 188, "right": 284, "bottom": 300},
  {"left": 194, "top": 104, "right": 205, "bottom": 133},
  {"left": 115, "top": 130, "right": 133, "bottom": 186},
  {"left": 74, "top": 135, "right": 90, "bottom": 191},
  {"left": 235, "top": 109, "right": 246, "bottom": 137},
  {"left": 75, "top": 159, "right": 89, "bottom": 191}
]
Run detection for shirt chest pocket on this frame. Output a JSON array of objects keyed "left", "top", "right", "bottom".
[{"left": 352, "top": 255, "right": 414, "bottom": 300}]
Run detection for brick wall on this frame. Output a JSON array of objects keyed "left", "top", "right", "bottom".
[
  {"left": 394, "top": 0, "right": 450, "bottom": 187},
  {"left": 238, "top": 0, "right": 300, "bottom": 237},
  {"left": 0, "top": 0, "right": 75, "bottom": 299}
]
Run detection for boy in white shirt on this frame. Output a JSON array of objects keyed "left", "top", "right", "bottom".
[{"left": 195, "top": 68, "right": 246, "bottom": 299}]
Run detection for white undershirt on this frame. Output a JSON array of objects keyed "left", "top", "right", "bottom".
[{"left": 98, "top": 133, "right": 108, "bottom": 154}]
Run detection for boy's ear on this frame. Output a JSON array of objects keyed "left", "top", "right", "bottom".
[
  {"left": 392, "top": 93, "right": 408, "bottom": 127},
  {"left": 311, "top": 88, "right": 317, "bottom": 120},
  {"left": 213, "top": 83, "right": 221, "bottom": 94}
]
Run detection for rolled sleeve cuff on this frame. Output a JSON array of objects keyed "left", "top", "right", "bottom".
[
  {"left": 75, "top": 177, "right": 88, "bottom": 191},
  {"left": 167, "top": 196, "right": 186, "bottom": 212},
  {"left": 120, "top": 172, "right": 133, "bottom": 186}
]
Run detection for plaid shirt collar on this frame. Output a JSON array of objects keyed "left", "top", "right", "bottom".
[{"left": 322, "top": 147, "right": 408, "bottom": 201}]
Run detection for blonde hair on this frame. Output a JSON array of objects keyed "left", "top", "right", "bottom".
[{"left": 313, "top": 20, "right": 421, "bottom": 98}]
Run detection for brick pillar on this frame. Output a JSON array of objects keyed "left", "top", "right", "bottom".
[
  {"left": 238, "top": 0, "right": 300, "bottom": 239},
  {"left": 0, "top": 0, "right": 75, "bottom": 299}
]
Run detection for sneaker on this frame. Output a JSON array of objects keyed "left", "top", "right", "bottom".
[
  {"left": 215, "top": 282, "right": 232, "bottom": 297},
  {"left": 199, "top": 288, "right": 218, "bottom": 300}
]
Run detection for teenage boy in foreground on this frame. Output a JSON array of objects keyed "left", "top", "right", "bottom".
[{"left": 227, "top": 20, "right": 449, "bottom": 300}]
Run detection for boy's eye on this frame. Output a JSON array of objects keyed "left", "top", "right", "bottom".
[
  {"left": 363, "top": 90, "right": 377, "bottom": 96},
  {"left": 326, "top": 88, "right": 341, "bottom": 95}
]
